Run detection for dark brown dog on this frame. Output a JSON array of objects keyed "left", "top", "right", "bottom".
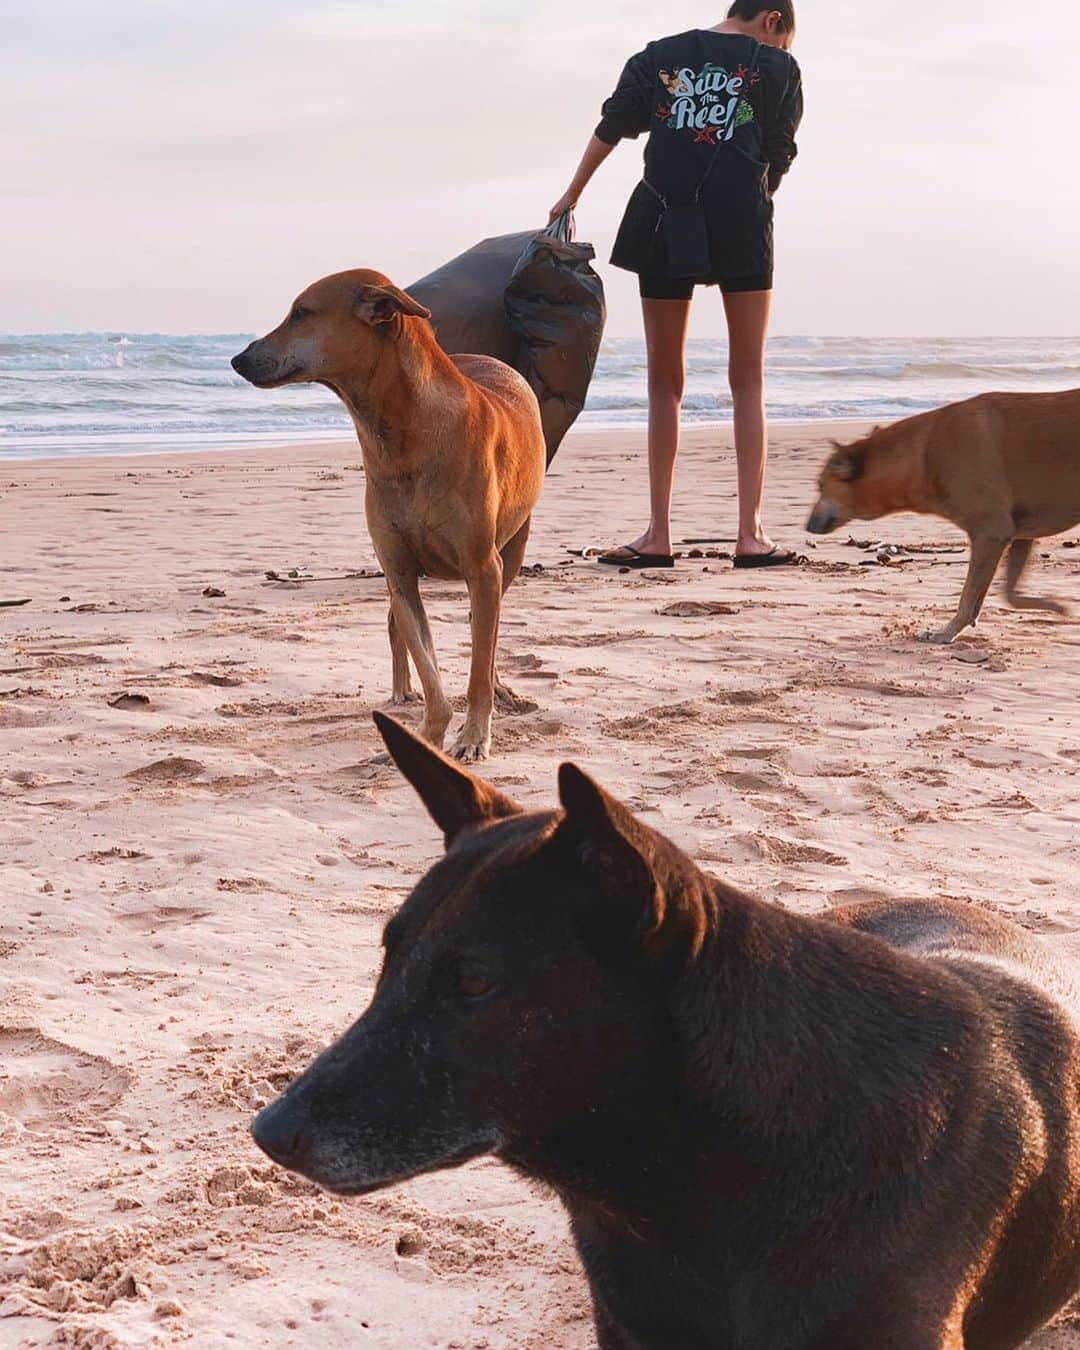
[
  {"left": 806, "top": 389, "right": 1080, "bottom": 643},
  {"left": 232, "top": 269, "right": 545, "bottom": 761},
  {"left": 253, "top": 714, "right": 1080, "bottom": 1349}
]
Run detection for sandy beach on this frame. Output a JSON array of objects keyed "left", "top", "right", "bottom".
[{"left": 2, "top": 421, "right": 1079, "bottom": 1349}]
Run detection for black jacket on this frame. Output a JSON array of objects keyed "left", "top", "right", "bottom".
[{"left": 597, "top": 30, "right": 803, "bottom": 284}]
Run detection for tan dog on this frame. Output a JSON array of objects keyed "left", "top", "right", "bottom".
[
  {"left": 232, "top": 270, "right": 546, "bottom": 761},
  {"left": 807, "top": 389, "right": 1080, "bottom": 643}
]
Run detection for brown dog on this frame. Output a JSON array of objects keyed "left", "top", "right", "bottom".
[
  {"left": 807, "top": 389, "right": 1080, "bottom": 643},
  {"left": 253, "top": 714, "right": 1080, "bottom": 1350},
  {"left": 231, "top": 269, "right": 546, "bottom": 761}
]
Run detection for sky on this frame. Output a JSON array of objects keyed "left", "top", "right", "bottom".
[{"left": 2, "top": 0, "right": 1078, "bottom": 338}]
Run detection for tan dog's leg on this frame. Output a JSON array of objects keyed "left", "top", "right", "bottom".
[
  {"left": 452, "top": 555, "right": 503, "bottom": 763},
  {"left": 1003, "top": 538, "right": 1069, "bottom": 615},
  {"left": 923, "top": 531, "right": 1010, "bottom": 644},
  {"left": 493, "top": 520, "right": 537, "bottom": 715},
  {"left": 386, "top": 575, "right": 452, "bottom": 748},
  {"left": 387, "top": 609, "right": 419, "bottom": 704}
]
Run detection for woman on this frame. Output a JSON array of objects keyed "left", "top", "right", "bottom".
[{"left": 550, "top": 2, "right": 803, "bottom": 569}]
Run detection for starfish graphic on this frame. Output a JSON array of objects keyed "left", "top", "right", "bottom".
[
  {"left": 657, "top": 103, "right": 671, "bottom": 120},
  {"left": 735, "top": 65, "right": 748, "bottom": 80},
  {"left": 694, "top": 125, "right": 717, "bottom": 144}
]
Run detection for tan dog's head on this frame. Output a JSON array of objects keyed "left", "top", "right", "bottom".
[
  {"left": 806, "top": 425, "right": 904, "bottom": 534},
  {"left": 231, "top": 269, "right": 431, "bottom": 390}
]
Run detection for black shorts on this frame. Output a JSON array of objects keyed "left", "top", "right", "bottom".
[{"left": 638, "top": 272, "right": 772, "bottom": 301}]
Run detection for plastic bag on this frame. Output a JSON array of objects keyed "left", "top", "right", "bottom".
[{"left": 409, "top": 213, "right": 606, "bottom": 465}]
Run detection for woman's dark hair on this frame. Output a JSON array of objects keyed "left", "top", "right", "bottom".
[{"left": 727, "top": 0, "right": 795, "bottom": 33}]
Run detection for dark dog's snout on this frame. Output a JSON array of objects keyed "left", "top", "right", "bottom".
[{"left": 252, "top": 1097, "right": 308, "bottom": 1168}]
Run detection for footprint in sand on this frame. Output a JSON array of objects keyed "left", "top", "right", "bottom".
[
  {"left": 0, "top": 1028, "right": 133, "bottom": 1133},
  {"left": 828, "top": 886, "right": 897, "bottom": 906},
  {"left": 738, "top": 833, "right": 847, "bottom": 868},
  {"left": 204, "top": 1164, "right": 274, "bottom": 1209},
  {"left": 9, "top": 1224, "right": 153, "bottom": 1315},
  {"left": 1017, "top": 910, "right": 1078, "bottom": 935},
  {"left": 217, "top": 1037, "right": 323, "bottom": 1111},
  {"left": 0, "top": 706, "right": 53, "bottom": 730},
  {"left": 189, "top": 671, "right": 246, "bottom": 688},
  {"left": 117, "top": 906, "right": 212, "bottom": 932},
  {"left": 3, "top": 770, "right": 61, "bottom": 789},
  {"left": 711, "top": 688, "right": 779, "bottom": 708},
  {"left": 364, "top": 1192, "right": 548, "bottom": 1280},
  {"left": 719, "top": 769, "right": 789, "bottom": 794},
  {"left": 125, "top": 756, "right": 207, "bottom": 784},
  {"left": 23, "top": 650, "right": 108, "bottom": 670}
]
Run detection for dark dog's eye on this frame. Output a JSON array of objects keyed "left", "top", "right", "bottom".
[
  {"left": 291, "top": 305, "right": 311, "bottom": 324},
  {"left": 457, "top": 974, "right": 496, "bottom": 1000}
]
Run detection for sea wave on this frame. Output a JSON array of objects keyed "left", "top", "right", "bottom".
[{"left": 2, "top": 332, "right": 1077, "bottom": 460}]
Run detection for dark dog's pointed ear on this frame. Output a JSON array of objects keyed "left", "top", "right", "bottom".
[
  {"left": 557, "top": 763, "right": 660, "bottom": 915},
  {"left": 556, "top": 764, "right": 708, "bottom": 972},
  {"left": 373, "top": 713, "right": 522, "bottom": 848},
  {"left": 354, "top": 284, "right": 432, "bottom": 326}
]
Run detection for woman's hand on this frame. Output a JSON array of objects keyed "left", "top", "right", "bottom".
[
  {"left": 549, "top": 137, "right": 616, "bottom": 223},
  {"left": 548, "top": 189, "right": 579, "bottom": 223}
]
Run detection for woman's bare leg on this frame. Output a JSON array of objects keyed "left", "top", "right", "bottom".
[
  {"left": 722, "top": 289, "right": 776, "bottom": 558},
  {"left": 622, "top": 297, "right": 692, "bottom": 558}
]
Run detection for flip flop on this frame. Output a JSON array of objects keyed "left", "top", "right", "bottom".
[
  {"left": 597, "top": 546, "right": 675, "bottom": 570},
  {"left": 733, "top": 547, "right": 801, "bottom": 570}
]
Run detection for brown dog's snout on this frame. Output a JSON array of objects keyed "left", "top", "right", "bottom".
[
  {"left": 806, "top": 498, "right": 842, "bottom": 535},
  {"left": 231, "top": 342, "right": 272, "bottom": 386},
  {"left": 230, "top": 347, "right": 251, "bottom": 376},
  {"left": 231, "top": 338, "right": 302, "bottom": 389}
]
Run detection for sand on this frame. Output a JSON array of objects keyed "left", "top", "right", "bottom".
[{"left": 2, "top": 422, "right": 1079, "bottom": 1349}]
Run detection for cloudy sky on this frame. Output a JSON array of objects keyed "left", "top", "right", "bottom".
[{"left": 2, "top": 0, "right": 1078, "bottom": 337}]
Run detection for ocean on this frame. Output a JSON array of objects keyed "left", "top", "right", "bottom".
[{"left": 1, "top": 333, "right": 1078, "bottom": 462}]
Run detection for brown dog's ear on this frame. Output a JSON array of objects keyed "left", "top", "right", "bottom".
[
  {"left": 354, "top": 285, "right": 432, "bottom": 326},
  {"left": 829, "top": 445, "right": 866, "bottom": 482},
  {"left": 556, "top": 764, "right": 708, "bottom": 972},
  {"left": 373, "top": 712, "right": 521, "bottom": 848}
]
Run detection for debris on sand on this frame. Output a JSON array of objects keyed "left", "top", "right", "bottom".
[
  {"left": 660, "top": 601, "right": 740, "bottom": 618},
  {"left": 264, "top": 568, "right": 384, "bottom": 583},
  {"left": 862, "top": 544, "right": 914, "bottom": 567},
  {"left": 845, "top": 536, "right": 964, "bottom": 557}
]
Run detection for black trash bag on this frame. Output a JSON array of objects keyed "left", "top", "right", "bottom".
[{"left": 409, "top": 213, "right": 606, "bottom": 466}]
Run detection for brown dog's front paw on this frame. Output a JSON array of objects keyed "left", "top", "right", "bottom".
[{"left": 451, "top": 728, "right": 492, "bottom": 763}]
